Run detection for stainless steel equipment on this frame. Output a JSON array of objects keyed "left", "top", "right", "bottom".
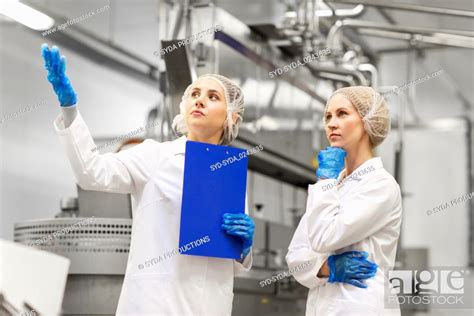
[{"left": 14, "top": 217, "right": 132, "bottom": 315}]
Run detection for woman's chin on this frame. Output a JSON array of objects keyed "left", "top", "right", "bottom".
[
  {"left": 329, "top": 141, "right": 347, "bottom": 150},
  {"left": 186, "top": 120, "right": 208, "bottom": 131}
]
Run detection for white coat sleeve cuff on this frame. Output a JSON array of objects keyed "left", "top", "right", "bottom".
[
  {"left": 54, "top": 105, "right": 80, "bottom": 133},
  {"left": 61, "top": 105, "right": 78, "bottom": 128},
  {"left": 286, "top": 246, "right": 329, "bottom": 289},
  {"left": 234, "top": 250, "right": 253, "bottom": 272},
  {"left": 291, "top": 254, "right": 328, "bottom": 289}
]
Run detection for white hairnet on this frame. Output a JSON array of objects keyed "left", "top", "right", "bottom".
[
  {"left": 325, "top": 86, "right": 390, "bottom": 148},
  {"left": 172, "top": 73, "right": 245, "bottom": 146}
]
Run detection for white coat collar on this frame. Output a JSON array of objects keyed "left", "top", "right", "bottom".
[
  {"left": 169, "top": 136, "right": 226, "bottom": 155},
  {"left": 169, "top": 135, "right": 188, "bottom": 155},
  {"left": 337, "top": 156, "right": 383, "bottom": 183}
]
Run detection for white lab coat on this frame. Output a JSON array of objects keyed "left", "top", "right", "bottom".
[
  {"left": 286, "top": 157, "right": 402, "bottom": 316},
  {"left": 53, "top": 111, "right": 252, "bottom": 316}
]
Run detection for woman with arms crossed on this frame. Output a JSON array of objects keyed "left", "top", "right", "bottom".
[
  {"left": 41, "top": 44, "right": 255, "bottom": 316},
  {"left": 287, "top": 86, "right": 402, "bottom": 315}
]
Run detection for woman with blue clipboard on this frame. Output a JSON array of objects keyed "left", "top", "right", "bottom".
[{"left": 41, "top": 43, "right": 253, "bottom": 315}]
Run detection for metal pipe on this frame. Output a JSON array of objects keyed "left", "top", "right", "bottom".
[
  {"left": 329, "top": 19, "right": 474, "bottom": 44},
  {"left": 317, "top": 3, "right": 364, "bottom": 18},
  {"left": 268, "top": 81, "right": 279, "bottom": 109},
  {"left": 319, "top": 18, "right": 379, "bottom": 62},
  {"left": 342, "top": 50, "right": 357, "bottom": 64},
  {"left": 296, "top": 0, "right": 307, "bottom": 33},
  {"left": 306, "top": 63, "right": 369, "bottom": 86},
  {"left": 376, "top": 45, "right": 447, "bottom": 54},
  {"left": 171, "top": 0, "right": 186, "bottom": 39},
  {"left": 327, "top": 0, "right": 474, "bottom": 18},
  {"left": 376, "top": 7, "right": 396, "bottom": 25},
  {"left": 310, "top": 0, "right": 319, "bottom": 36},
  {"left": 357, "top": 63, "right": 378, "bottom": 88},
  {"left": 317, "top": 72, "right": 356, "bottom": 85},
  {"left": 357, "top": 29, "right": 474, "bottom": 49},
  {"left": 327, "top": 19, "right": 345, "bottom": 52},
  {"left": 328, "top": 19, "right": 474, "bottom": 52},
  {"left": 302, "top": 0, "right": 316, "bottom": 56},
  {"left": 321, "top": 0, "right": 337, "bottom": 17}
]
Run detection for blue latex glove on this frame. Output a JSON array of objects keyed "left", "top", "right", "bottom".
[
  {"left": 41, "top": 43, "right": 77, "bottom": 106},
  {"left": 328, "top": 251, "right": 378, "bottom": 288},
  {"left": 316, "top": 146, "right": 347, "bottom": 180},
  {"left": 221, "top": 213, "right": 255, "bottom": 259}
]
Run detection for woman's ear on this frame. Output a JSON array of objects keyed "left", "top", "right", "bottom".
[{"left": 231, "top": 112, "right": 239, "bottom": 124}]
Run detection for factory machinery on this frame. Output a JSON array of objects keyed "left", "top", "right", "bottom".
[{"left": 13, "top": 0, "right": 474, "bottom": 315}]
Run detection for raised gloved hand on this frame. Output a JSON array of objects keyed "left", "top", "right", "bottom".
[
  {"left": 221, "top": 213, "right": 255, "bottom": 259},
  {"left": 316, "top": 146, "right": 347, "bottom": 180},
  {"left": 41, "top": 43, "right": 77, "bottom": 106},
  {"left": 328, "top": 251, "right": 378, "bottom": 288}
]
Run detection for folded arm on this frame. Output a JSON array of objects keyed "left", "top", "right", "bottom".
[{"left": 307, "top": 177, "right": 400, "bottom": 253}]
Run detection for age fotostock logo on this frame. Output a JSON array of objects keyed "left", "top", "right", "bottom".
[{"left": 385, "top": 268, "right": 472, "bottom": 309}]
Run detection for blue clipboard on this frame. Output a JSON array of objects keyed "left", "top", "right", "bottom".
[{"left": 179, "top": 140, "right": 248, "bottom": 259}]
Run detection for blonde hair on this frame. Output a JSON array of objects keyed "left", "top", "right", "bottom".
[
  {"left": 326, "top": 86, "right": 390, "bottom": 147},
  {"left": 171, "top": 74, "right": 245, "bottom": 145}
]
